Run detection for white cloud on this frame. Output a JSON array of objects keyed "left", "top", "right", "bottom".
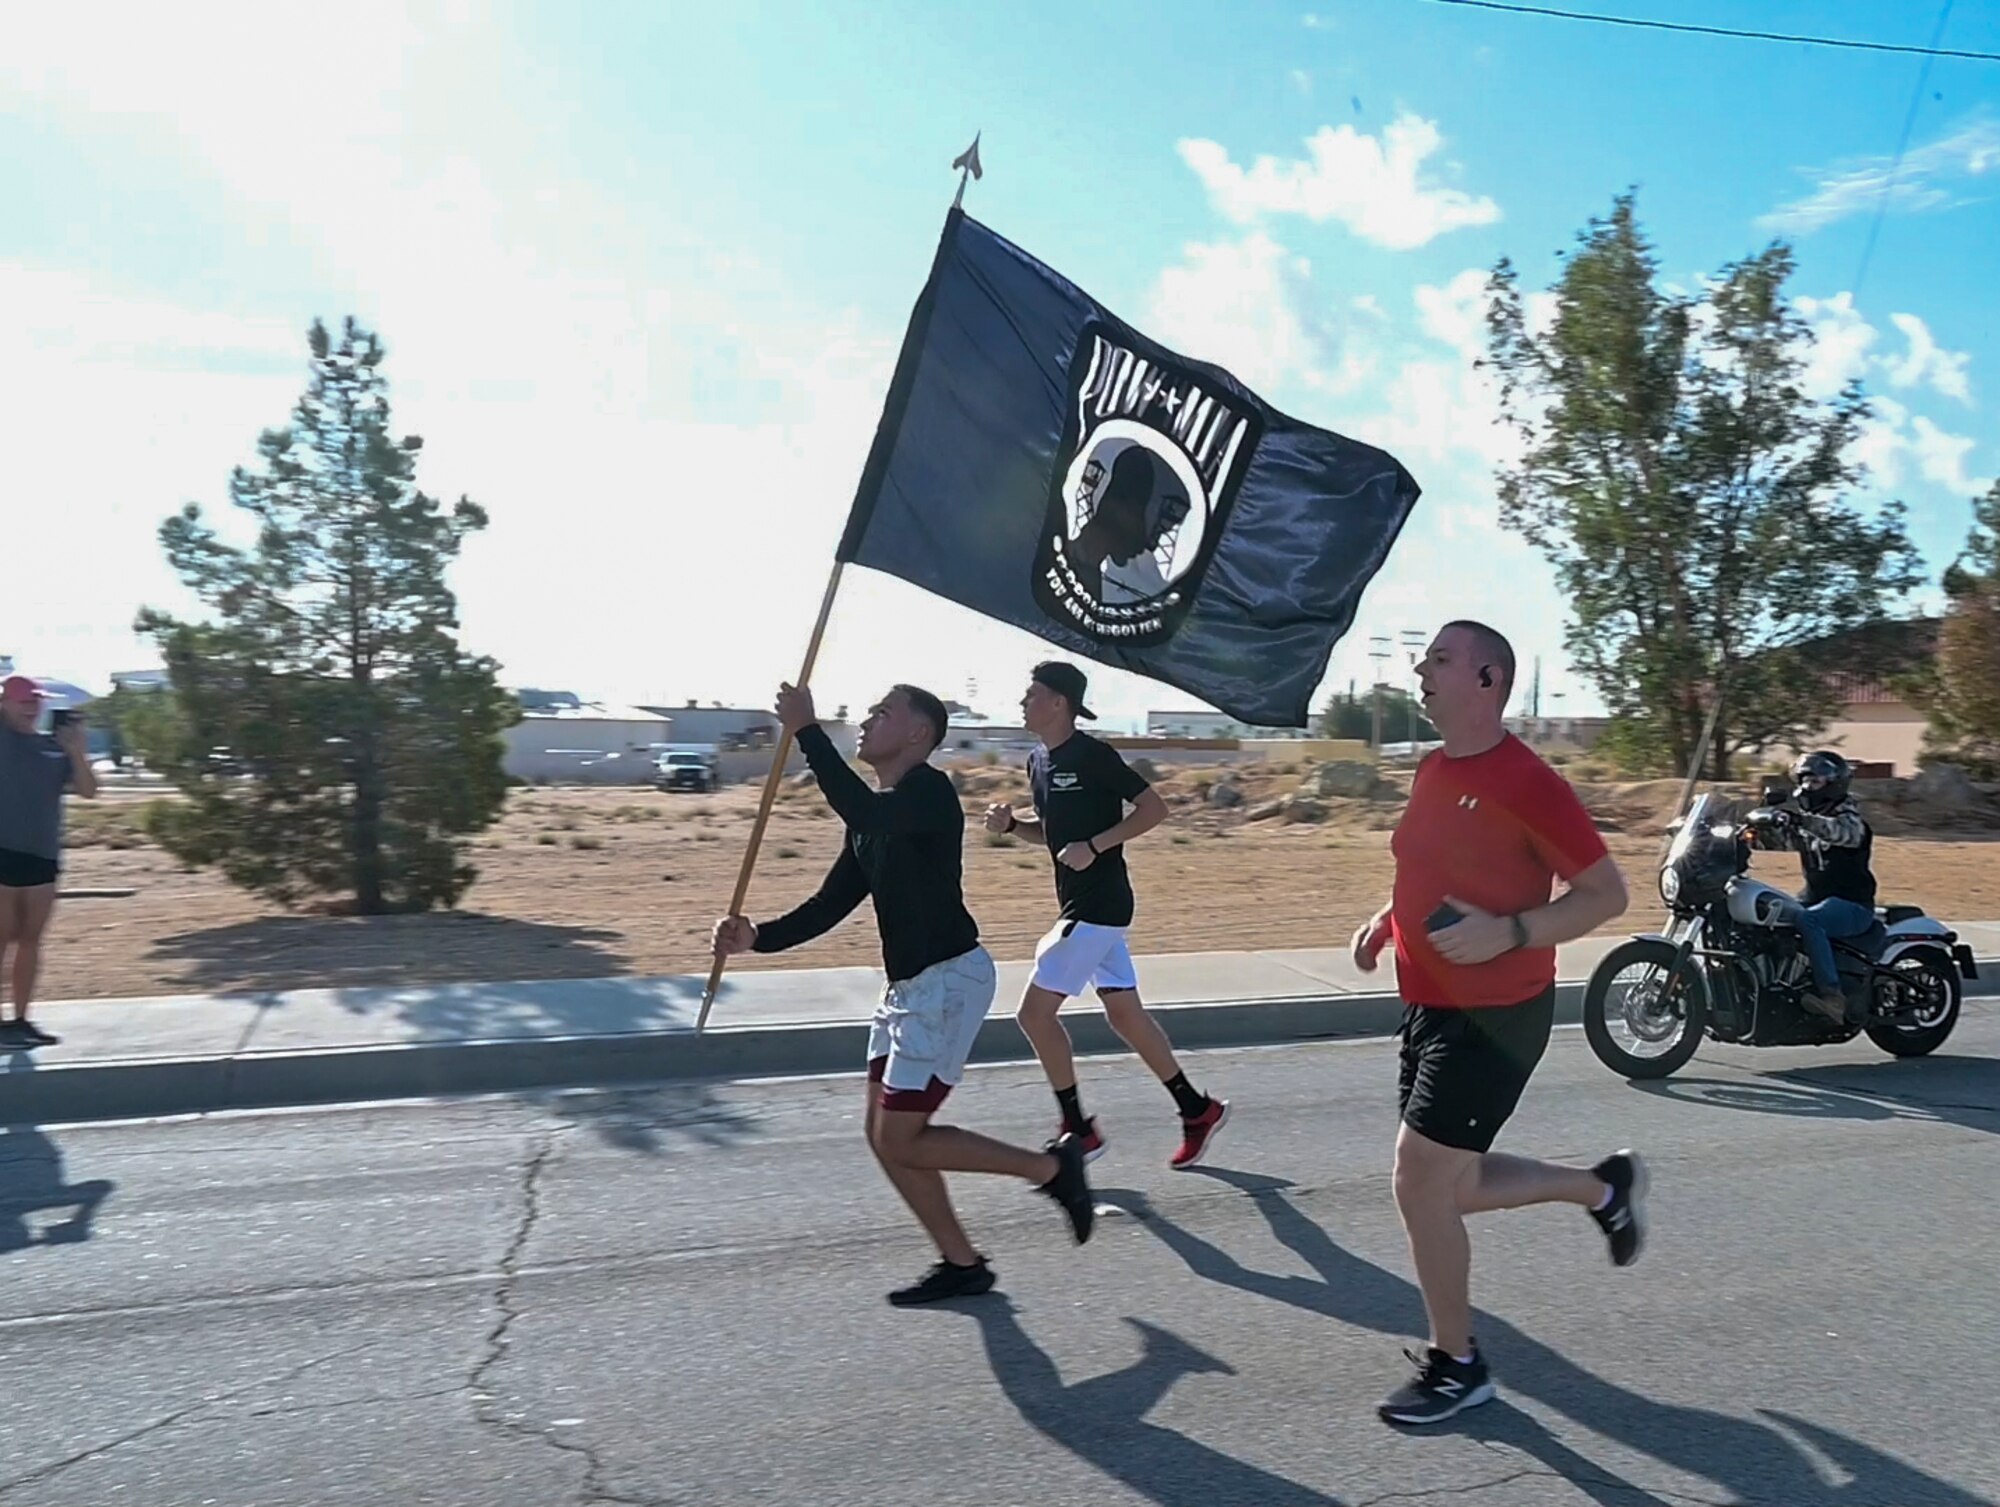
[
  {"left": 1852, "top": 395, "right": 1912, "bottom": 487},
  {"left": 1177, "top": 114, "right": 1501, "bottom": 250},
  {"left": 1848, "top": 395, "right": 1993, "bottom": 500},
  {"left": 1909, "top": 416, "right": 1991, "bottom": 497},
  {"left": 1759, "top": 118, "right": 2000, "bottom": 235},
  {"left": 1883, "top": 312, "right": 1973, "bottom": 405},
  {"left": 1289, "top": 69, "right": 1313, "bottom": 96},
  {"left": 1147, "top": 233, "right": 1377, "bottom": 396},
  {"left": 1793, "top": 292, "right": 1878, "bottom": 400}
]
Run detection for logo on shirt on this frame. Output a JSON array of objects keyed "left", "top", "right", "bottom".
[
  {"left": 1051, "top": 771, "right": 1082, "bottom": 792},
  {"left": 1034, "top": 323, "right": 1263, "bottom": 647},
  {"left": 1458, "top": 795, "right": 1480, "bottom": 812}
]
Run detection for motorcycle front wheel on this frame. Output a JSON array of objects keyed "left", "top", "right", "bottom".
[{"left": 1583, "top": 938, "right": 1708, "bottom": 1080}]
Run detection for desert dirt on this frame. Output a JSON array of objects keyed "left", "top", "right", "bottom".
[{"left": 45, "top": 759, "right": 2000, "bottom": 1002}]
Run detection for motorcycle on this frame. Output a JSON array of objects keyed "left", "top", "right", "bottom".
[{"left": 1583, "top": 789, "right": 1980, "bottom": 1080}]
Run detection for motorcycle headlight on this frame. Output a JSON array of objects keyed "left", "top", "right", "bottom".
[{"left": 1660, "top": 868, "right": 1682, "bottom": 904}]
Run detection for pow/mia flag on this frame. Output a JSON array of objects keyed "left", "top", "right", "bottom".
[{"left": 835, "top": 209, "right": 1420, "bottom": 727}]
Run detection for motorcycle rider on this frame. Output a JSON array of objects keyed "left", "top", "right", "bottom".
[{"left": 1749, "top": 750, "right": 1877, "bottom": 1024}]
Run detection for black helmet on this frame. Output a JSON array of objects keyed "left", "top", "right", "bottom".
[{"left": 1791, "top": 750, "right": 1851, "bottom": 812}]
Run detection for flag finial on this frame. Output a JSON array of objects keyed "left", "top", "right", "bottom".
[{"left": 952, "top": 132, "right": 983, "bottom": 209}]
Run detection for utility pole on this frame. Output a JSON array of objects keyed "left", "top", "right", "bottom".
[
  {"left": 1399, "top": 629, "right": 1427, "bottom": 748},
  {"left": 1368, "top": 635, "right": 1391, "bottom": 750}
]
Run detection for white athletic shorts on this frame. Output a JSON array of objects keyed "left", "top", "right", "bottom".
[
  {"left": 1030, "top": 919, "right": 1140, "bottom": 999},
  {"left": 867, "top": 946, "right": 997, "bottom": 1106}
]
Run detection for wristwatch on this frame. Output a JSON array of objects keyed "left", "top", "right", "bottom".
[
  {"left": 1509, "top": 914, "right": 1531, "bottom": 951},
  {"left": 1086, "top": 836, "right": 1100, "bottom": 855}
]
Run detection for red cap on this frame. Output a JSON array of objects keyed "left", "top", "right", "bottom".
[{"left": 1, "top": 675, "right": 42, "bottom": 704}]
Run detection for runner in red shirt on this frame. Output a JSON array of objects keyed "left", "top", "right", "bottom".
[{"left": 1350, "top": 621, "right": 1646, "bottom": 1426}]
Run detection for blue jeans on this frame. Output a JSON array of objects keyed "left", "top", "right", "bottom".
[{"left": 1779, "top": 896, "right": 1876, "bottom": 993}]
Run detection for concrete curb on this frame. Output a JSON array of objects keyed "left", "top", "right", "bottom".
[{"left": 6, "top": 966, "right": 1993, "bottom": 1126}]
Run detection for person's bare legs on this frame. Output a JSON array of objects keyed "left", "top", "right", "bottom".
[
  {"left": 1016, "top": 983, "right": 1077, "bottom": 1093},
  {"left": 1457, "top": 1151, "right": 1608, "bottom": 1214},
  {"left": 0, "top": 889, "right": 19, "bottom": 1022},
  {"left": 1394, "top": 1123, "right": 1611, "bottom": 1356},
  {"left": 10, "top": 887, "right": 55, "bottom": 1023},
  {"left": 865, "top": 1085, "right": 981, "bottom": 1267},
  {"left": 1393, "top": 1125, "right": 1480, "bottom": 1358},
  {"left": 866, "top": 1086, "right": 1064, "bottom": 1265},
  {"left": 1098, "top": 987, "right": 1183, "bottom": 1082}
]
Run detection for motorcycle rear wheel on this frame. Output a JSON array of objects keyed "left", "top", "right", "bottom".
[
  {"left": 1865, "top": 952, "right": 1961, "bottom": 1058},
  {"left": 1584, "top": 938, "right": 1708, "bottom": 1080}
]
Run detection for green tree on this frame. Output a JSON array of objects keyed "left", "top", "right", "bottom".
[
  {"left": 1909, "top": 482, "right": 2000, "bottom": 776},
  {"left": 1317, "top": 688, "right": 1435, "bottom": 745},
  {"left": 1484, "top": 195, "right": 1923, "bottom": 779},
  {"left": 136, "top": 317, "right": 516, "bottom": 912}
]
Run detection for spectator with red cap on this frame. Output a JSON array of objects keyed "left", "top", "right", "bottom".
[{"left": 0, "top": 675, "right": 98, "bottom": 1048}]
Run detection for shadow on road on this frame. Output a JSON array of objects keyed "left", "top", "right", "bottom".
[
  {"left": 511, "top": 1081, "right": 764, "bottom": 1156},
  {"left": 0, "top": 1123, "right": 113, "bottom": 1251},
  {"left": 1110, "top": 1168, "right": 1989, "bottom": 1507},
  {"left": 958, "top": 1297, "right": 1347, "bottom": 1507},
  {"left": 1633, "top": 1054, "right": 2000, "bottom": 1139}
]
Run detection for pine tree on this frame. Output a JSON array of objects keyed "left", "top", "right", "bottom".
[{"left": 137, "top": 318, "right": 516, "bottom": 912}]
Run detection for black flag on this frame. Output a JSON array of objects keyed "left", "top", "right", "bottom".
[{"left": 837, "top": 210, "right": 1419, "bottom": 727}]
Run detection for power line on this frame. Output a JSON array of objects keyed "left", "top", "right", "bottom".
[
  {"left": 1853, "top": 0, "right": 1956, "bottom": 297},
  {"left": 1415, "top": 0, "right": 2000, "bottom": 62}
]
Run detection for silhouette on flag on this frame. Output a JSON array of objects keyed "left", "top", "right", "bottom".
[{"left": 836, "top": 209, "right": 1420, "bottom": 727}]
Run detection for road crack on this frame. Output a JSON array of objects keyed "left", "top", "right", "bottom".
[
  {"left": 0, "top": 1344, "right": 369, "bottom": 1500},
  {"left": 465, "top": 1130, "right": 674, "bottom": 1507}
]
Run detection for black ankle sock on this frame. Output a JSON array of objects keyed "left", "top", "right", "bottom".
[
  {"left": 1054, "top": 1085, "right": 1090, "bottom": 1136},
  {"left": 1163, "top": 1072, "right": 1208, "bottom": 1119}
]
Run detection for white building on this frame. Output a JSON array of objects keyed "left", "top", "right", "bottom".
[
  {"left": 636, "top": 702, "right": 787, "bottom": 750},
  {"left": 1145, "top": 710, "right": 1310, "bottom": 740},
  {"left": 504, "top": 701, "right": 673, "bottom": 784},
  {"left": 940, "top": 720, "right": 1039, "bottom": 760}
]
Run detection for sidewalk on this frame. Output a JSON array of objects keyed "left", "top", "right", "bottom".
[{"left": 6, "top": 924, "right": 1996, "bottom": 1126}]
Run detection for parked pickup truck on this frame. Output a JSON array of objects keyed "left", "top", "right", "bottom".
[{"left": 653, "top": 749, "right": 720, "bottom": 793}]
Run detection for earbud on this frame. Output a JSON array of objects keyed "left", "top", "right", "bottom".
[{"left": 1478, "top": 666, "right": 1494, "bottom": 689}]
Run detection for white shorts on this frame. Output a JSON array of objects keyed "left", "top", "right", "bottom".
[
  {"left": 1030, "top": 920, "right": 1140, "bottom": 999},
  {"left": 867, "top": 947, "right": 997, "bottom": 1100}
]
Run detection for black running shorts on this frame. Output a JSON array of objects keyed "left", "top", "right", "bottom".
[
  {"left": 1397, "top": 985, "right": 1556, "bottom": 1153},
  {"left": 0, "top": 848, "right": 59, "bottom": 889}
]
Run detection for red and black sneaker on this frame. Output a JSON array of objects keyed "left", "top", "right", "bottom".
[
  {"left": 1169, "top": 1098, "right": 1230, "bottom": 1170},
  {"left": 1058, "top": 1118, "right": 1107, "bottom": 1164}
]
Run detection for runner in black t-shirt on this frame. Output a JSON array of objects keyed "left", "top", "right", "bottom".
[
  {"left": 714, "top": 681, "right": 1095, "bottom": 1307},
  {"left": 984, "top": 662, "right": 1229, "bottom": 1170}
]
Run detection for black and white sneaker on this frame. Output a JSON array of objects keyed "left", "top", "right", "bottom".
[
  {"left": 1038, "top": 1133, "right": 1096, "bottom": 1245},
  {"left": 887, "top": 1257, "right": 996, "bottom": 1307},
  {"left": 1378, "top": 1346, "right": 1495, "bottom": 1426},
  {"left": 1589, "top": 1149, "right": 1648, "bottom": 1267}
]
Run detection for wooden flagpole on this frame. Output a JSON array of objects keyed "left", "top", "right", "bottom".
[
  {"left": 696, "top": 562, "right": 845, "bottom": 1031},
  {"left": 697, "top": 133, "right": 983, "bottom": 1033}
]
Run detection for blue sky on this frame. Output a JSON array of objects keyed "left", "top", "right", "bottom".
[{"left": 4, "top": 0, "right": 1995, "bottom": 727}]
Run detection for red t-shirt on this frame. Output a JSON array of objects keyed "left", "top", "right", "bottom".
[{"left": 1390, "top": 735, "right": 1608, "bottom": 1008}]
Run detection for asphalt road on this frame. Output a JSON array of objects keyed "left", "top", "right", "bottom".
[{"left": 2, "top": 1014, "right": 1997, "bottom": 1506}]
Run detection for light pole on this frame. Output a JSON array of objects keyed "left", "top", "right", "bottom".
[
  {"left": 1399, "top": 629, "right": 1427, "bottom": 748},
  {"left": 1368, "top": 635, "right": 1391, "bottom": 749}
]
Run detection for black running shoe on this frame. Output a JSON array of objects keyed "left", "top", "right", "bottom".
[
  {"left": 887, "top": 1258, "right": 996, "bottom": 1307},
  {"left": 16, "top": 1020, "right": 58, "bottom": 1048},
  {"left": 1378, "top": 1346, "right": 1495, "bottom": 1426},
  {"left": 1038, "top": 1133, "right": 1095, "bottom": 1245},
  {"left": 1589, "top": 1149, "right": 1648, "bottom": 1267}
]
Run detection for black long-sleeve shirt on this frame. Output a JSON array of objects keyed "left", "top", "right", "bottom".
[{"left": 751, "top": 724, "right": 979, "bottom": 982}]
